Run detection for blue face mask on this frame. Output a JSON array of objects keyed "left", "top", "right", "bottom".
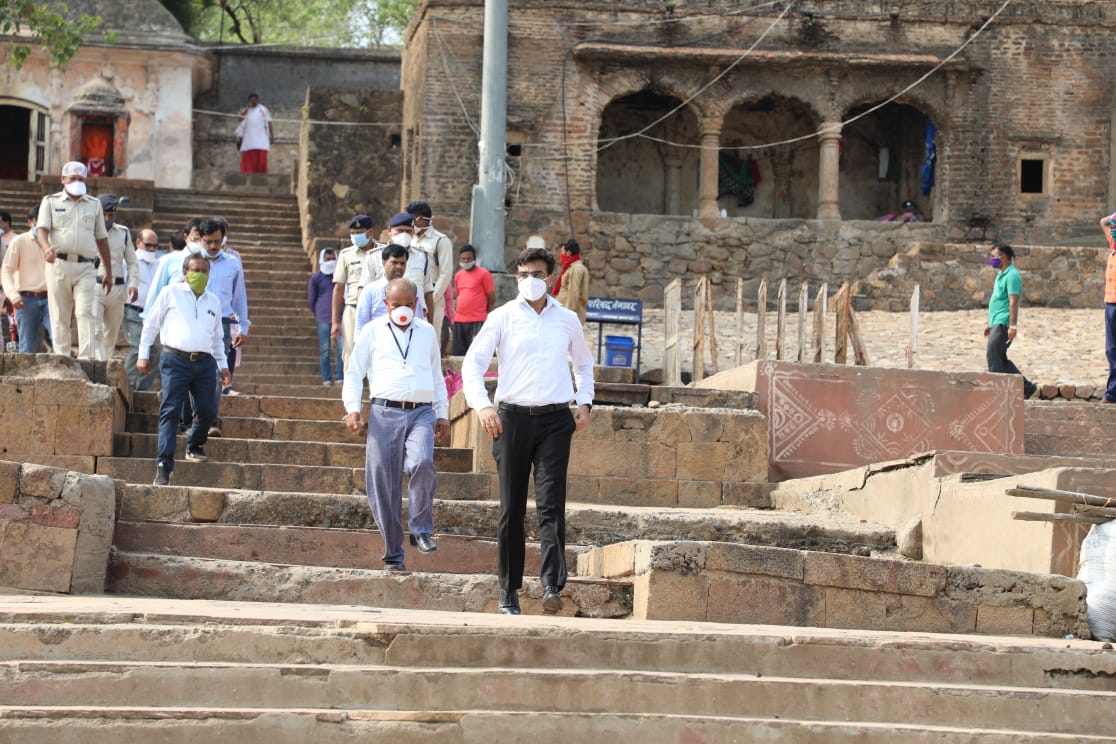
[{"left": 351, "top": 232, "right": 370, "bottom": 249}]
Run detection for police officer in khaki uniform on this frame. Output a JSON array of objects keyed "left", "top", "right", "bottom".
[
  {"left": 330, "top": 214, "right": 378, "bottom": 371},
  {"left": 406, "top": 200, "right": 454, "bottom": 346},
  {"left": 36, "top": 161, "right": 113, "bottom": 359},
  {"left": 93, "top": 194, "right": 139, "bottom": 361}
]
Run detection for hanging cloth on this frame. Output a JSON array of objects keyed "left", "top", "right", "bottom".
[{"left": 920, "top": 121, "right": 937, "bottom": 197}]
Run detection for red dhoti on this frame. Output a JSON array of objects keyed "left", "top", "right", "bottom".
[{"left": 240, "top": 149, "right": 268, "bottom": 174}]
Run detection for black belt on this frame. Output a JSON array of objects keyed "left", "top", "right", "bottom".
[
  {"left": 98, "top": 277, "right": 125, "bottom": 285},
  {"left": 125, "top": 303, "right": 143, "bottom": 311},
  {"left": 499, "top": 402, "right": 569, "bottom": 416},
  {"left": 55, "top": 252, "right": 100, "bottom": 268},
  {"left": 20, "top": 290, "right": 48, "bottom": 299},
  {"left": 222, "top": 317, "right": 234, "bottom": 324},
  {"left": 371, "top": 398, "right": 431, "bottom": 410},
  {"left": 164, "top": 346, "right": 212, "bottom": 362}
]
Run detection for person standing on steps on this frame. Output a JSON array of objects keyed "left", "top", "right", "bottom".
[
  {"left": 451, "top": 244, "right": 494, "bottom": 356},
  {"left": 93, "top": 195, "right": 139, "bottom": 361},
  {"left": 984, "top": 243, "right": 1037, "bottom": 399},
  {"left": 332, "top": 214, "right": 378, "bottom": 372},
  {"left": 124, "top": 229, "right": 165, "bottom": 390},
  {"left": 309, "top": 247, "right": 343, "bottom": 386},
  {"left": 343, "top": 278, "right": 449, "bottom": 572},
  {"left": 236, "top": 93, "right": 273, "bottom": 174},
  {"left": 1, "top": 207, "right": 51, "bottom": 353},
  {"left": 138, "top": 253, "right": 231, "bottom": 486},
  {"left": 36, "top": 160, "right": 114, "bottom": 359},
  {"left": 406, "top": 200, "right": 454, "bottom": 348},
  {"left": 462, "top": 246, "right": 595, "bottom": 616}
]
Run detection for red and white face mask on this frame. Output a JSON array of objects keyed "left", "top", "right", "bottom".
[{"left": 390, "top": 305, "right": 413, "bottom": 326}]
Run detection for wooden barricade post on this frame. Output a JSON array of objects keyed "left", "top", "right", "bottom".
[
  {"left": 735, "top": 278, "right": 744, "bottom": 367},
  {"left": 756, "top": 276, "right": 768, "bottom": 361},
  {"left": 692, "top": 277, "right": 707, "bottom": 383},
  {"left": 663, "top": 279, "right": 682, "bottom": 386},
  {"left": 833, "top": 282, "right": 850, "bottom": 364},
  {"left": 796, "top": 281, "right": 809, "bottom": 363},
  {"left": 706, "top": 279, "right": 719, "bottom": 374},
  {"left": 907, "top": 284, "right": 920, "bottom": 369},
  {"left": 848, "top": 302, "right": 869, "bottom": 366},
  {"left": 775, "top": 278, "right": 787, "bottom": 361},
  {"left": 812, "top": 282, "right": 827, "bottom": 363}
]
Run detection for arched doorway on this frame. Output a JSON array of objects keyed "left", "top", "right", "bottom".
[
  {"left": 596, "top": 91, "right": 700, "bottom": 215},
  {"left": 719, "top": 95, "right": 820, "bottom": 219},
  {"left": 840, "top": 102, "right": 936, "bottom": 221},
  {"left": 0, "top": 102, "right": 49, "bottom": 182}
]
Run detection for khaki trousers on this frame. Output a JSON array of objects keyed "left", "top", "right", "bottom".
[
  {"left": 341, "top": 304, "right": 357, "bottom": 372},
  {"left": 46, "top": 259, "right": 98, "bottom": 359},
  {"left": 94, "top": 284, "right": 126, "bottom": 361}
]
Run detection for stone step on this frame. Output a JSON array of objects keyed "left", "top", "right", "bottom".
[
  {"left": 98, "top": 456, "right": 489, "bottom": 497},
  {"left": 222, "top": 382, "right": 345, "bottom": 398},
  {"left": 107, "top": 551, "right": 632, "bottom": 618},
  {"left": 117, "top": 485, "right": 892, "bottom": 555},
  {"left": 133, "top": 391, "right": 343, "bottom": 420},
  {"left": 7, "top": 707, "right": 1102, "bottom": 744},
  {"left": 113, "top": 521, "right": 577, "bottom": 575},
  {"left": 112, "top": 432, "right": 472, "bottom": 472},
  {"left": 2, "top": 658, "right": 1111, "bottom": 736},
  {"left": 228, "top": 373, "right": 348, "bottom": 388},
  {"left": 233, "top": 359, "right": 337, "bottom": 376},
  {"left": 126, "top": 413, "right": 366, "bottom": 444}
]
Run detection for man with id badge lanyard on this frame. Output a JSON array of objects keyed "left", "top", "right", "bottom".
[{"left": 343, "top": 278, "right": 449, "bottom": 572}]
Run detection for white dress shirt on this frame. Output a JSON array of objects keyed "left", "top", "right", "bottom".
[
  {"left": 138, "top": 281, "right": 227, "bottom": 368},
  {"left": 343, "top": 316, "right": 448, "bottom": 419},
  {"left": 462, "top": 295, "right": 594, "bottom": 410}
]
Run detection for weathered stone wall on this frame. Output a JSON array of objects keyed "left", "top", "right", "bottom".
[
  {"left": 0, "top": 355, "right": 129, "bottom": 474},
  {"left": 0, "top": 461, "right": 117, "bottom": 594},
  {"left": 404, "top": 0, "right": 1116, "bottom": 245},
  {"left": 193, "top": 46, "right": 400, "bottom": 192},
  {"left": 297, "top": 87, "right": 404, "bottom": 253},
  {"left": 581, "top": 540, "right": 1089, "bottom": 638}
]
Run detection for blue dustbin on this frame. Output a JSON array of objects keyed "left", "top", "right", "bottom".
[{"left": 604, "top": 335, "right": 635, "bottom": 367}]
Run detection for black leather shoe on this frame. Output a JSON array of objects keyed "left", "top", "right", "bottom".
[
  {"left": 383, "top": 561, "right": 406, "bottom": 572},
  {"left": 542, "top": 586, "right": 563, "bottom": 615},
  {"left": 498, "top": 590, "right": 520, "bottom": 615},
  {"left": 409, "top": 533, "right": 438, "bottom": 553},
  {"left": 153, "top": 463, "right": 170, "bottom": 486}
]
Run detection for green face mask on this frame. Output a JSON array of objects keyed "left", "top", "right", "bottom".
[{"left": 185, "top": 271, "right": 209, "bottom": 295}]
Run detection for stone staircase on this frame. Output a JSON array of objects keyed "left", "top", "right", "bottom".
[{"left": 0, "top": 594, "right": 1114, "bottom": 741}]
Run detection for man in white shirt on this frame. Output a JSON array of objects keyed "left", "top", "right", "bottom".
[
  {"left": 355, "top": 244, "right": 426, "bottom": 335},
  {"left": 462, "top": 246, "right": 595, "bottom": 616},
  {"left": 344, "top": 278, "right": 449, "bottom": 572},
  {"left": 138, "top": 253, "right": 231, "bottom": 487}
]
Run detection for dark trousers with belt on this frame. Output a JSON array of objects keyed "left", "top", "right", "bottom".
[
  {"left": 492, "top": 405, "right": 576, "bottom": 593},
  {"left": 986, "top": 323, "right": 1037, "bottom": 397},
  {"left": 1106, "top": 303, "right": 1116, "bottom": 403},
  {"left": 158, "top": 351, "right": 218, "bottom": 472}
]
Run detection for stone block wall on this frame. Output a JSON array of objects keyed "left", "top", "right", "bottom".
[
  {"left": 470, "top": 404, "right": 768, "bottom": 508},
  {"left": 0, "top": 461, "right": 117, "bottom": 594},
  {"left": 0, "top": 355, "right": 128, "bottom": 474},
  {"left": 581, "top": 540, "right": 1089, "bottom": 638}
]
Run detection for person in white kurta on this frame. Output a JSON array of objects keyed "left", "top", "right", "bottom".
[{"left": 236, "top": 93, "right": 273, "bottom": 174}]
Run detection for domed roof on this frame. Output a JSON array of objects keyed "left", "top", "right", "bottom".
[{"left": 43, "top": 0, "right": 192, "bottom": 48}]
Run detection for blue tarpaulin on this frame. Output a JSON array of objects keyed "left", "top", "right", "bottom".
[{"left": 921, "top": 121, "right": 937, "bottom": 197}]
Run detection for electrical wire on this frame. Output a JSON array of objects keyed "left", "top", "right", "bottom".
[{"left": 193, "top": 108, "right": 399, "bottom": 127}]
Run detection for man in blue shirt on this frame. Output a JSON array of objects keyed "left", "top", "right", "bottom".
[
  {"left": 196, "top": 218, "right": 250, "bottom": 435},
  {"left": 985, "top": 243, "right": 1036, "bottom": 398}
]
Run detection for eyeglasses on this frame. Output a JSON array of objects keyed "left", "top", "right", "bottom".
[
  {"left": 515, "top": 271, "right": 549, "bottom": 280},
  {"left": 142, "top": 242, "right": 160, "bottom": 249}
]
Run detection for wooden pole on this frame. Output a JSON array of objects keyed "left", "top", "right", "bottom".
[
  {"left": 1012, "top": 511, "right": 1108, "bottom": 525},
  {"left": 735, "top": 278, "right": 744, "bottom": 367},
  {"left": 848, "top": 303, "right": 869, "bottom": 366},
  {"left": 756, "top": 276, "right": 768, "bottom": 361},
  {"left": 692, "top": 277, "right": 706, "bottom": 383},
  {"left": 1074, "top": 505, "right": 1116, "bottom": 519},
  {"left": 775, "top": 278, "right": 787, "bottom": 361},
  {"left": 1006, "top": 485, "right": 1116, "bottom": 508},
  {"left": 907, "top": 283, "right": 920, "bottom": 369},
  {"left": 796, "top": 282, "right": 809, "bottom": 363},
  {"left": 707, "top": 279, "right": 719, "bottom": 374},
  {"left": 812, "top": 282, "right": 827, "bottom": 363},
  {"left": 833, "top": 282, "right": 850, "bottom": 364},
  {"left": 663, "top": 279, "right": 682, "bottom": 386}
]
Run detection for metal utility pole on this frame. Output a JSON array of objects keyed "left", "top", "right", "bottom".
[{"left": 469, "top": 0, "right": 509, "bottom": 272}]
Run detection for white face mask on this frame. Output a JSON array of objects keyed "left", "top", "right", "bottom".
[
  {"left": 392, "top": 233, "right": 412, "bottom": 249},
  {"left": 389, "top": 304, "right": 414, "bottom": 327},
  {"left": 137, "top": 250, "right": 157, "bottom": 263},
  {"left": 320, "top": 259, "right": 337, "bottom": 275},
  {"left": 518, "top": 276, "right": 548, "bottom": 302},
  {"left": 64, "top": 181, "right": 87, "bottom": 198},
  {"left": 459, "top": 260, "right": 475, "bottom": 270},
  {"left": 187, "top": 241, "right": 204, "bottom": 254}
]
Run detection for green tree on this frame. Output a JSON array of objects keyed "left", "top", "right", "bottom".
[
  {"left": 1, "top": 0, "right": 103, "bottom": 69},
  {"left": 354, "top": 0, "right": 418, "bottom": 47}
]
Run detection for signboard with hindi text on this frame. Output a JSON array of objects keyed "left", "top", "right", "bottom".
[{"left": 586, "top": 297, "right": 643, "bottom": 372}]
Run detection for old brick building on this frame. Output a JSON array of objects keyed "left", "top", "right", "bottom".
[{"left": 400, "top": 0, "right": 1116, "bottom": 304}]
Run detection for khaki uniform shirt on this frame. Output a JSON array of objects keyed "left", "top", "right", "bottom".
[
  {"left": 36, "top": 192, "right": 108, "bottom": 258},
  {"left": 334, "top": 245, "right": 374, "bottom": 305},
  {"left": 413, "top": 227, "right": 454, "bottom": 298},
  {"left": 101, "top": 223, "right": 139, "bottom": 290}
]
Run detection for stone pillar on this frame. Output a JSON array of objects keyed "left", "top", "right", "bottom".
[
  {"left": 664, "top": 150, "right": 683, "bottom": 215},
  {"left": 816, "top": 121, "right": 842, "bottom": 220},
  {"left": 698, "top": 118, "right": 722, "bottom": 218}
]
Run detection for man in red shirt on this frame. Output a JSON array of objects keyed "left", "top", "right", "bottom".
[
  {"left": 1100, "top": 213, "right": 1116, "bottom": 403},
  {"left": 452, "top": 244, "right": 495, "bottom": 355}
]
